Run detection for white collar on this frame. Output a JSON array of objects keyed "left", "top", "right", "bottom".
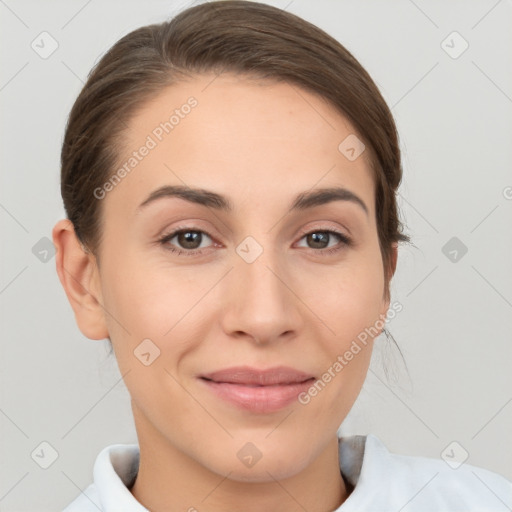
[
  {"left": 88, "top": 433, "right": 371, "bottom": 511},
  {"left": 66, "top": 433, "right": 512, "bottom": 511}
]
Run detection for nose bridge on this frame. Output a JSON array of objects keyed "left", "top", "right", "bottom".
[{"left": 221, "top": 235, "right": 301, "bottom": 343}]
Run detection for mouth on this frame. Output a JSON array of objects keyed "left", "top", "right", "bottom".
[
  {"left": 198, "top": 366, "right": 316, "bottom": 413},
  {"left": 200, "top": 365, "right": 315, "bottom": 385}
]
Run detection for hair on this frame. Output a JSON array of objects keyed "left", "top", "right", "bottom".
[{"left": 60, "top": 0, "right": 411, "bottom": 360}]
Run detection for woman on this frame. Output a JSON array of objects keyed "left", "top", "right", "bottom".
[{"left": 53, "top": 1, "right": 511, "bottom": 510}]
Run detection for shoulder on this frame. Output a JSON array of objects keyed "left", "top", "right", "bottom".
[{"left": 339, "top": 434, "right": 512, "bottom": 511}]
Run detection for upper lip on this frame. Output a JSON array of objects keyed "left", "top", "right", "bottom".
[{"left": 200, "top": 365, "right": 315, "bottom": 386}]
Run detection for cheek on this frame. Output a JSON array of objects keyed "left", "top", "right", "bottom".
[
  {"left": 301, "top": 263, "right": 383, "bottom": 413},
  {"left": 99, "top": 253, "right": 211, "bottom": 377},
  {"left": 102, "top": 241, "right": 385, "bottom": 349},
  {"left": 311, "top": 256, "right": 386, "bottom": 340},
  {"left": 101, "top": 253, "right": 192, "bottom": 335}
]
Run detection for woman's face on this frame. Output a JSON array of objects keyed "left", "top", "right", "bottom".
[{"left": 79, "top": 73, "right": 394, "bottom": 481}]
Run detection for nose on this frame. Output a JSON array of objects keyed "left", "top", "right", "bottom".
[{"left": 220, "top": 246, "right": 303, "bottom": 346}]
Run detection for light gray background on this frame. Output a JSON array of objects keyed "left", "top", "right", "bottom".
[{"left": 1, "top": 0, "right": 511, "bottom": 510}]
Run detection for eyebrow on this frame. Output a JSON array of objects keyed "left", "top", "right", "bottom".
[{"left": 136, "top": 185, "right": 368, "bottom": 216}]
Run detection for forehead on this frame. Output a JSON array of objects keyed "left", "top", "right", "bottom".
[{"left": 105, "top": 73, "right": 375, "bottom": 220}]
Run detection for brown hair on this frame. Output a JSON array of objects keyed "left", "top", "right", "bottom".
[{"left": 61, "top": 0, "right": 410, "bottom": 303}]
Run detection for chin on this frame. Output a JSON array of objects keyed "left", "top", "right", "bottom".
[
  {"left": 219, "top": 460, "right": 306, "bottom": 484},
  {"left": 198, "top": 442, "right": 312, "bottom": 484}
]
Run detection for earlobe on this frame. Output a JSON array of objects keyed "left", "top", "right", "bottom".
[
  {"left": 389, "top": 242, "right": 398, "bottom": 280},
  {"left": 381, "top": 242, "right": 399, "bottom": 317},
  {"left": 52, "top": 219, "right": 109, "bottom": 341}
]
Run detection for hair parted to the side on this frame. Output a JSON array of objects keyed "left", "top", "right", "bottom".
[{"left": 60, "top": 0, "right": 411, "bottom": 326}]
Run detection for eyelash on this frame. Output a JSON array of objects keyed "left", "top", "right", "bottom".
[{"left": 157, "top": 226, "right": 352, "bottom": 257}]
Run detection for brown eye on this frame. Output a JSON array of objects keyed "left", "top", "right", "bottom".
[
  {"left": 159, "top": 228, "right": 215, "bottom": 256},
  {"left": 296, "top": 229, "right": 352, "bottom": 255},
  {"left": 175, "top": 231, "right": 203, "bottom": 250}
]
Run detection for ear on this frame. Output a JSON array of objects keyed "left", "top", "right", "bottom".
[
  {"left": 389, "top": 241, "right": 398, "bottom": 280},
  {"left": 52, "top": 219, "right": 109, "bottom": 340},
  {"left": 381, "top": 242, "right": 399, "bottom": 315}
]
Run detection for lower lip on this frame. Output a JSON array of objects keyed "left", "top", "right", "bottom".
[{"left": 199, "top": 378, "right": 315, "bottom": 413}]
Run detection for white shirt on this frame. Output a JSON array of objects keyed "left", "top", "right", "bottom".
[{"left": 62, "top": 434, "right": 512, "bottom": 511}]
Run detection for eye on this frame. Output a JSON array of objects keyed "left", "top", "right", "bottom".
[
  {"left": 158, "top": 227, "right": 215, "bottom": 257},
  {"left": 158, "top": 226, "right": 352, "bottom": 257},
  {"left": 295, "top": 229, "right": 352, "bottom": 256}
]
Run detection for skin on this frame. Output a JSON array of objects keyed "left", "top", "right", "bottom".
[{"left": 53, "top": 73, "right": 397, "bottom": 512}]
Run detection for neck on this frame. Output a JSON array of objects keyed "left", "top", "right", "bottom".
[{"left": 129, "top": 407, "right": 349, "bottom": 512}]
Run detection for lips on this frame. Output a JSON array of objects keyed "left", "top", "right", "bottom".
[
  {"left": 198, "top": 365, "right": 316, "bottom": 413},
  {"left": 200, "top": 365, "right": 315, "bottom": 386}
]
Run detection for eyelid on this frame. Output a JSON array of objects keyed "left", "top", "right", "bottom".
[
  {"left": 296, "top": 221, "right": 351, "bottom": 239},
  {"left": 295, "top": 226, "right": 353, "bottom": 250},
  {"left": 158, "top": 222, "right": 353, "bottom": 258},
  {"left": 158, "top": 224, "right": 218, "bottom": 247},
  {"left": 157, "top": 219, "right": 217, "bottom": 241},
  {"left": 159, "top": 221, "right": 351, "bottom": 244}
]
